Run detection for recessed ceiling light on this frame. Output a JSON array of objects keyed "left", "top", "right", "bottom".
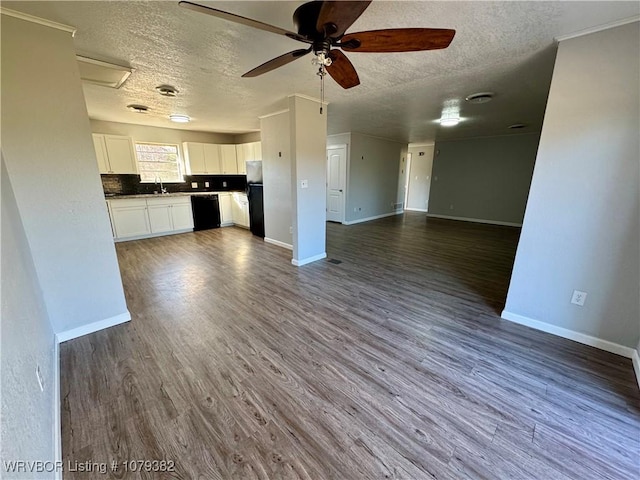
[
  {"left": 156, "top": 84, "right": 178, "bottom": 96},
  {"left": 465, "top": 92, "right": 494, "bottom": 104},
  {"left": 508, "top": 123, "right": 527, "bottom": 129},
  {"left": 127, "top": 104, "right": 149, "bottom": 113},
  {"left": 169, "top": 114, "right": 190, "bottom": 123}
]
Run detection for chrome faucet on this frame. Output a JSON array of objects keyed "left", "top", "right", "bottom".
[{"left": 155, "top": 176, "right": 167, "bottom": 194}]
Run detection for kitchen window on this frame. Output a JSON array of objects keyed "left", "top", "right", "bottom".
[{"left": 135, "top": 142, "right": 184, "bottom": 183}]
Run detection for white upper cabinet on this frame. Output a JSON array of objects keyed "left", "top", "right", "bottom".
[
  {"left": 184, "top": 142, "right": 206, "bottom": 174},
  {"left": 253, "top": 141, "right": 262, "bottom": 160},
  {"left": 220, "top": 144, "right": 238, "bottom": 174},
  {"left": 235, "top": 141, "right": 262, "bottom": 174},
  {"left": 93, "top": 134, "right": 137, "bottom": 174},
  {"left": 203, "top": 143, "right": 222, "bottom": 174}
]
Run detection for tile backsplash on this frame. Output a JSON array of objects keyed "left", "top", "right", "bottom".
[{"left": 101, "top": 174, "right": 247, "bottom": 196}]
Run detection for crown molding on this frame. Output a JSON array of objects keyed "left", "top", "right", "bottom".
[
  {"left": 555, "top": 15, "right": 639, "bottom": 42},
  {"left": 1, "top": 8, "right": 76, "bottom": 37}
]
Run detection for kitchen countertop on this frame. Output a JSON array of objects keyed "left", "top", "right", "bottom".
[{"left": 105, "top": 191, "right": 245, "bottom": 199}]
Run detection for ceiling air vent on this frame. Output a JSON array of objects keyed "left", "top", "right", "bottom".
[
  {"left": 76, "top": 56, "right": 132, "bottom": 89},
  {"left": 465, "top": 92, "right": 494, "bottom": 104}
]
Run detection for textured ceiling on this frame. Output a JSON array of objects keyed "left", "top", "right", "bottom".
[{"left": 5, "top": 1, "right": 639, "bottom": 143}]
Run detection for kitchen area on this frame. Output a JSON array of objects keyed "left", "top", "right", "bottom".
[{"left": 95, "top": 130, "right": 264, "bottom": 242}]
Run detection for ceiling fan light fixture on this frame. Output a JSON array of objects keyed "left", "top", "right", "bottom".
[
  {"left": 156, "top": 84, "right": 179, "bottom": 97},
  {"left": 169, "top": 114, "right": 190, "bottom": 123},
  {"left": 127, "top": 104, "right": 149, "bottom": 113},
  {"left": 465, "top": 92, "right": 494, "bottom": 104}
]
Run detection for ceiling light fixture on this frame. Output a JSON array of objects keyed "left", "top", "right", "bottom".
[
  {"left": 169, "top": 114, "right": 190, "bottom": 123},
  {"left": 127, "top": 104, "right": 149, "bottom": 113},
  {"left": 439, "top": 99, "right": 461, "bottom": 127},
  {"left": 156, "top": 84, "right": 179, "bottom": 96},
  {"left": 465, "top": 92, "right": 494, "bottom": 104},
  {"left": 439, "top": 116, "right": 460, "bottom": 127}
]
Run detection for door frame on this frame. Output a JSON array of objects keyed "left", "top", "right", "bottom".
[
  {"left": 403, "top": 152, "right": 412, "bottom": 211},
  {"left": 326, "top": 144, "right": 348, "bottom": 224}
]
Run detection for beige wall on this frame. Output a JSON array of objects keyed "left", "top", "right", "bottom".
[
  {"left": 1, "top": 15, "right": 128, "bottom": 334},
  {"left": 504, "top": 22, "right": 639, "bottom": 349}
]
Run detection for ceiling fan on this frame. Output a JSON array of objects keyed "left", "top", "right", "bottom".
[{"left": 178, "top": 0, "right": 456, "bottom": 89}]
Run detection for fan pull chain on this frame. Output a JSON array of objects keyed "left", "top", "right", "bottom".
[{"left": 317, "top": 65, "right": 325, "bottom": 115}]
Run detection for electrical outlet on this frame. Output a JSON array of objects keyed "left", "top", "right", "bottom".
[
  {"left": 571, "top": 290, "right": 587, "bottom": 306},
  {"left": 191, "top": 182, "right": 198, "bottom": 189},
  {"left": 222, "top": 181, "right": 227, "bottom": 187},
  {"left": 289, "top": 226, "right": 293, "bottom": 234},
  {"left": 449, "top": 204, "right": 454, "bottom": 210},
  {"left": 205, "top": 182, "right": 210, "bottom": 188},
  {"left": 36, "top": 365, "right": 44, "bottom": 392}
]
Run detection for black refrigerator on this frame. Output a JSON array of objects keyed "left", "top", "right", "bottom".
[{"left": 246, "top": 161, "right": 264, "bottom": 238}]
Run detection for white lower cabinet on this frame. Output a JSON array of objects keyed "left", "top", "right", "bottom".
[
  {"left": 218, "top": 193, "right": 233, "bottom": 226},
  {"left": 232, "top": 192, "right": 250, "bottom": 228},
  {"left": 108, "top": 196, "right": 193, "bottom": 241},
  {"left": 109, "top": 199, "right": 151, "bottom": 239},
  {"left": 171, "top": 201, "right": 195, "bottom": 230}
]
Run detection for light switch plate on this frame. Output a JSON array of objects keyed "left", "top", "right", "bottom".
[
  {"left": 301, "top": 179, "right": 308, "bottom": 189},
  {"left": 205, "top": 182, "right": 210, "bottom": 187},
  {"left": 191, "top": 182, "right": 198, "bottom": 188}
]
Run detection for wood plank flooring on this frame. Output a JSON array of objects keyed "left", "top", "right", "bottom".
[{"left": 61, "top": 213, "right": 640, "bottom": 479}]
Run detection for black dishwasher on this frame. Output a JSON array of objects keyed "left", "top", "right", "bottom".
[{"left": 191, "top": 195, "right": 221, "bottom": 231}]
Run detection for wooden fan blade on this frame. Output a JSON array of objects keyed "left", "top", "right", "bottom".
[
  {"left": 341, "top": 28, "right": 456, "bottom": 52},
  {"left": 179, "top": 1, "right": 311, "bottom": 43},
  {"left": 242, "top": 49, "right": 311, "bottom": 78},
  {"left": 316, "top": 1, "right": 372, "bottom": 38},
  {"left": 326, "top": 50, "right": 360, "bottom": 89}
]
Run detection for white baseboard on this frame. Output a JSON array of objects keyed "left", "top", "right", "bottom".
[
  {"left": 427, "top": 213, "right": 522, "bottom": 227},
  {"left": 632, "top": 347, "right": 640, "bottom": 389},
  {"left": 404, "top": 207, "right": 429, "bottom": 212},
  {"left": 292, "top": 252, "right": 327, "bottom": 266},
  {"left": 264, "top": 237, "right": 293, "bottom": 250},
  {"left": 501, "top": 310, "right": 635, "bottom": 358},
  {"left": 53, "top": 339, "right": 62, "bottom": 480},
  {"left": 344, "top": 210, "right": 402, "bottom": 225},
  {"left": 55, "top": 311, "right": 131, "bottom": 343},
  {"left": 113, "top": 228, "right": 193, "bottom": 243}
]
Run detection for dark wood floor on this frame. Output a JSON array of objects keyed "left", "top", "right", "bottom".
[{"left": 61, "top": 213, "right": 640, "bottom": 479}]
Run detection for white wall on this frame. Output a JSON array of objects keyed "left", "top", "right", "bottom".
[
  {"left": 503, "top": 22, "right": 640, "bottom": 350},
  {"left": 290, "top": 96, "right": 327, "bottom": 264},
  {"left": 1, "top": 15, "right": 128, "bottom": 334},
  {"left": 261, "top": 111, "right": 292, "bottom": 248},
  {"left": 1, "top": 157, "right": 57, "bottom": 478},
  {"left": 406, "top": 145, "right": 435, "bottom": 211},
  {"left": 429, "top": 133, "right": 540, "bottom": 225}
]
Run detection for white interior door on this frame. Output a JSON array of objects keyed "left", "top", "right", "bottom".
[
  {"left": 403, "top": 152, "right": 412, "bottom": 210},
  {"left": 326, "top": 146, "right": 346, "bottom": 223}
]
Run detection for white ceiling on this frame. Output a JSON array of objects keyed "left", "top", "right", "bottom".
[{"left": 5, "top": 1, "right": 639, "bottom": 143}]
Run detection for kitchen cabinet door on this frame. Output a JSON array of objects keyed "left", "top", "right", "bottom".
[
  {"left": 236, "top": 144, "right": 251, "bottom": 174},
  {"left": 184, "top": 142, "right": 206, "bottom": 174},
  {"left": 252, "top": 141, "right": 262, "bottom": 161},
  {"left": 110, "top": 201, "right": 151, "bottom": 238},
  {"left": 232, "top": 192, "right": 250, "bottom": 228},
  {"left": 218, "top": 193, "right": 233, "bottom": 225},
  {"left": 148, "top": 203, "right": 173, "bottom": 234},
  {"left": 203, "top": 143, "right": 222, "bottom": 174},
  {"left": 104, "top": 135, "right": 138, "bottom": 174},
  {"left": 171, "top": 201, "right": 195, "bottom": 230},
  {"left": 93, "top": 134, "right": 109, "bottom": 173},
  {"left": 220, "top": 144, "right": 238, "bottom": 174}
]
